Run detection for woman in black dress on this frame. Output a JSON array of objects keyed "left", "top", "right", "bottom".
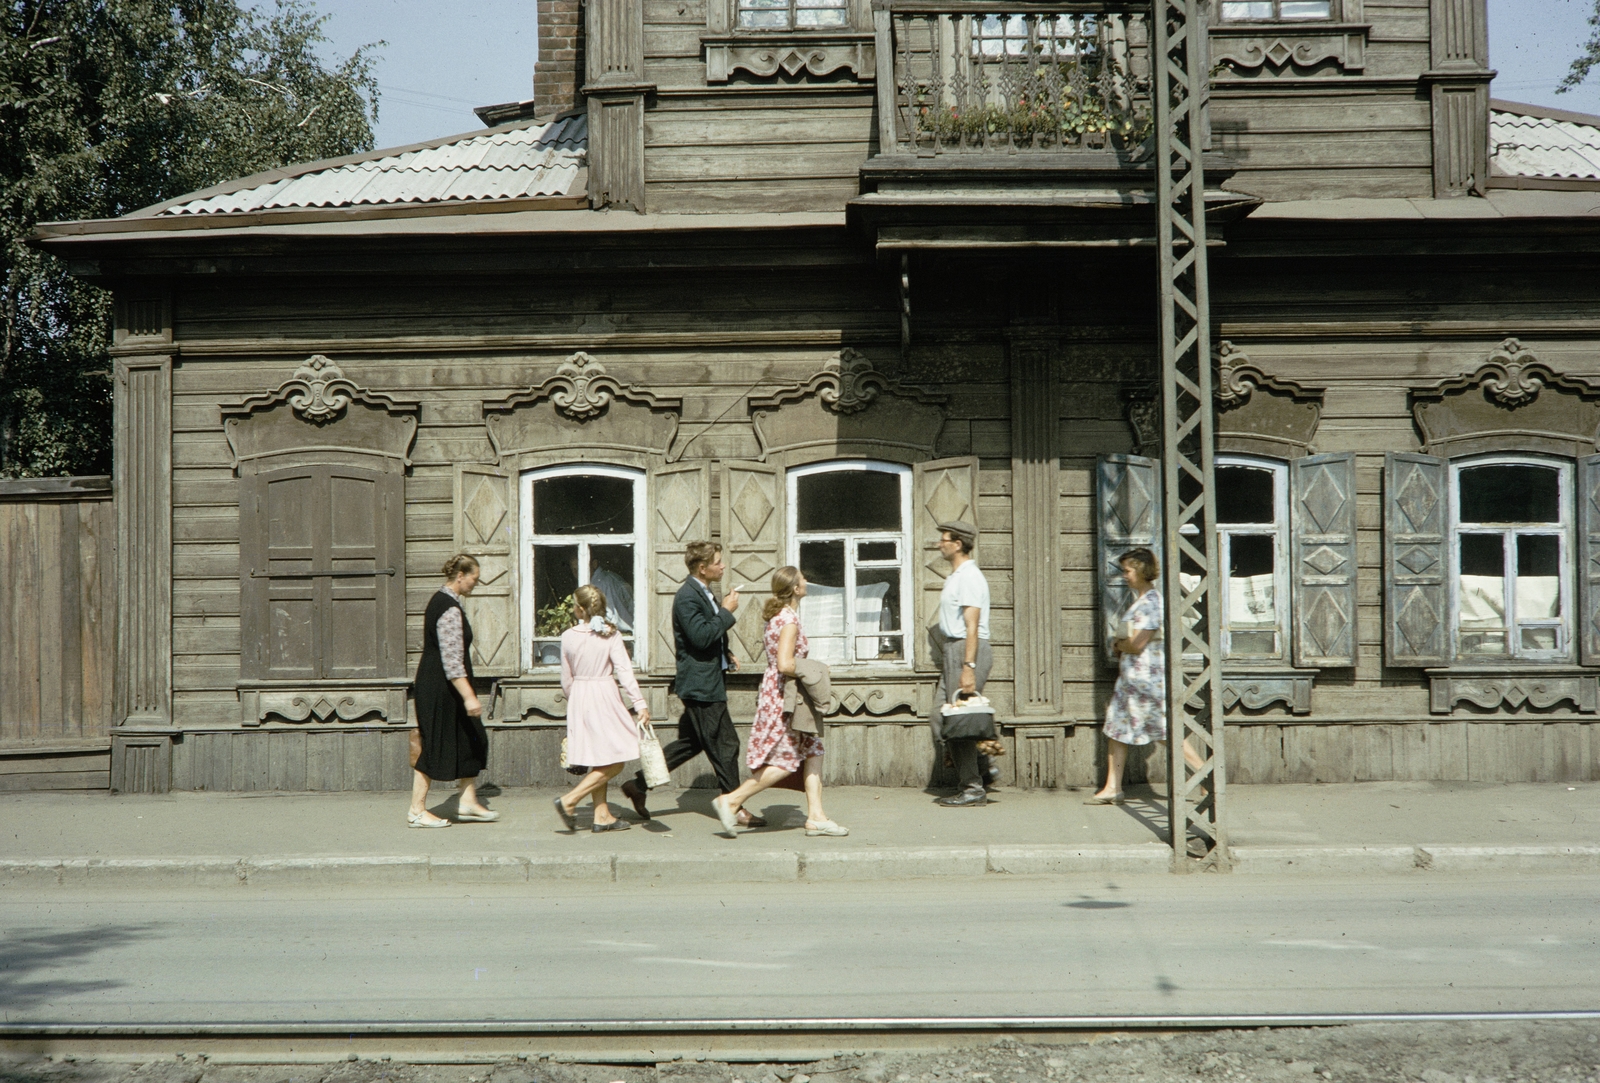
[{"left": 409, "top": 554, "right": 497, "bottom": 827}]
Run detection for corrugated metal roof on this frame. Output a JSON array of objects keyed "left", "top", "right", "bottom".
[
  {"left": 159, "top": 115, "right": 586, "bottom": 216},
  {"left": 1491, "top": 103, "right": 1600, "bottom": 180}
]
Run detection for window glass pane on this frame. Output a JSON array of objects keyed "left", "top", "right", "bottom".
[
  {"left": 796, "top": 470, "right": 901, "bottom": 532},
  {"left": 855, "top": 566, "right": 904, "bottom": 660},
  {"left": 1458, "top": 465, "right": 1560, "bottom": 524},
  {"left": 858, "top": 540, "right": 897, "bottom": 562},
  {"left": 532, "top": 474, "right": 634, "bottom": 535},
  {"left": 796, "top": 7, "right": 848, "bottom": 26},
  {"left": 1216, "top": 466, "right": 1276, "bottom": 524},
  {"left": 1221, "top": 1, "right": 1275, "bottom": 18},
  {"left": 798, "top": 540, "right": 848, "bottom": 663},
  {"left": 1514, "top": 534, "right": 1561, "bottom": 622},
  {"left": 532, "top": 545, "right": 579, "bottom": 665},
  {"left": 1458, "top": 533, "right": 1506, "bottom": 655},
  {"left": 1226, "top": 534, "right": 1277, "bottom": 656},
  {"left": 588, "top": 544, "right": 636, "bottom": 634},
  {"left": 1279, "top": 0, "right": 1332, "bottom": 17},
  {"left": 1522, "top": 627, "right": 1559, "bottom": 651},
  {"left": 737, "top": 8, "right": 790, "bottom": 26}
]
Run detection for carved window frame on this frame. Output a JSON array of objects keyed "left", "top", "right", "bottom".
[
  {"left": 786, "top": 459, "right": 916, "bottom": 669},
  {"left": 1215, "top": 455, "right": 1292, "bottom": 664},
  {"left": 1447, "top": 453, "right": 1575, "bottom": 665},
  {"left": 703, "top": 0, "right": 874, "bottom": 84},
  {"left": 519, "top": 464, "right": 649, "bottom": 673}
]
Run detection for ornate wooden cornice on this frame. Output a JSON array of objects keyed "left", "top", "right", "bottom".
[
  {"left": 750, "top": 349, "right": 946, "bottom": 416},
  {"left": 221, "top": 356, "right": 420, "bottom": 468},
  {"left": 1215, "top": 341, "right": 1324, "bottom": 408},
  {"left": 485, "top": 352, "right": 681, "bottom": 421},
  {"left": 1413, "top": 338, "right": 1600, "bottom": 408},
  {"left": 482, "top": 353, "right": 683, "bottom": 462},
  {"left": 1411, "top": 339, "right": 1600, "bottom": 456}
]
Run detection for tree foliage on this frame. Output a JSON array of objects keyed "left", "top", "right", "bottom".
[
  {"left": 1, "top": 0, "right": 381, "bottom": 476},
  {"left": 1559, "top": 0, "right": 1600, "bottom": 94}
]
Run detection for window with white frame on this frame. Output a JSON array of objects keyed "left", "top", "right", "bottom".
[
  {"left": 787, "top": 461, "right": 913, "bottom": 666},
  {"left": 737, "top": 0, "right": 847, "bottom": 30},
  {"left": 1215, "top": 457, "right": 1290, "bottom": 661},
  {"left": 1219, "top": 0, "right": 1332, "bottom": 20},
  {"left": 520, "top": 466, "right": 646, "bottom": 669},
  {"left": 1451, "top": 457, "right": 1572, "bottom": 661}
]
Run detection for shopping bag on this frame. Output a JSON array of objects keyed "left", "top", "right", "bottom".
[{"left": 639, "top": 721, "right": 672, "bottom": 788}]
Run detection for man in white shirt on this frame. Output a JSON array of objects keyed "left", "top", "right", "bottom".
[{"left": 929, "top": 519, "right": 994, "bottom": 807}]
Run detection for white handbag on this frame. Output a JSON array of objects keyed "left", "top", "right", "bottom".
[{"left": 639, "top": 720, "right": 671, "bottom": 788}]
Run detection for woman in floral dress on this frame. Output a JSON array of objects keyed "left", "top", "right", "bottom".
[
  {"left": 1088, "top": 547, "right": 1202, "bottom": 804},
  {"left": 711, "top": 566, "right": 848, "bottom": 838}
]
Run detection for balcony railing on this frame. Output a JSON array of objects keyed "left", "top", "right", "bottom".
[{"left": 873, "top": 2, "right": 1153, "bottom": 154}]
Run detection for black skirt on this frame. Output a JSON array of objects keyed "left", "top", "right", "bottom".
[{"left": 413, "top": 590, "right": 488, "bottom": 782}]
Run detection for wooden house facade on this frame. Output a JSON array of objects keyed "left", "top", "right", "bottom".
[{"left": 28, "top": 0, "right": 1600, "bottom": 792}]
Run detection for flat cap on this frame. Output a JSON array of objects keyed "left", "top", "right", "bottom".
[{"left": 937, "top": 519, "right": 977, "bottom": 544}]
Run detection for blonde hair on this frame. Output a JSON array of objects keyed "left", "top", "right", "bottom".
[
  {"left": 762, "top": 566, "right": 802, "bottom": 622},
  {"left": 1118, "top": 547, "right": 1160, "bottom": 583},
  {"left": 573, "top": 584, "right": 618, "bottom": 637},
  {"left": 441, "top": 554, "right": 479, "bottom": 580}
]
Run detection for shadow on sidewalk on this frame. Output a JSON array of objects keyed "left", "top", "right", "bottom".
[{"left": 0, "top": 923, "right": 163, "bottom": 1011}]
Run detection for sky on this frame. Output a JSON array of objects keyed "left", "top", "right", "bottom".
[{"left": 294, "top": 0, "right": 1600, "bottom": 152}]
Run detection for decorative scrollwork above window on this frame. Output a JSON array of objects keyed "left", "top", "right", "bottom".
[
  {"left": 1211, "top": 25, "right": 1368, "bottom": 74},
  {"left": 223, "top": 356, "right": 420, "bottom": 468},
  {"left": 704, "top": 34, "right": 875, "bottom": 83},
  {"left": 749, "top": 349, "right": 948, "bottom": 461},
  {"left": 482, "top": 353, "right": 682, "bottom": 462},
  {"left": 1412, "top": 339, "right": 1600, "bottom": 457},
  {"left": 1212, "top": 342, "right": 1324, "bottom": 458}
]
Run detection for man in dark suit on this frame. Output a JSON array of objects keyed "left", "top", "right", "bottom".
[{"left": 621, "top": 540, "right": 764, "bottom": 826}]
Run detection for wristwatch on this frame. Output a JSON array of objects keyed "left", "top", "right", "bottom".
[{"left": 963, "top": 661, "right": 977, "bottom": 669}]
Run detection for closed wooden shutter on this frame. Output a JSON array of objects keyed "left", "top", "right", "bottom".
[
  {"left": 647, "top": 462, "right": 711, "bottom": 677},
  {"left": 241, "top": 460, "right": 403, "bottom": 681},
  {"left": 1096, "top": 454, "right": 1163, "bottom": 668},
  {"left": 1578, "top": 454, "right": 1600, "bottom": 666},
  {"left": 912, "top": 456, "right": 979, "bottom": 673},
  {"left": 1384, "top": 452, "right": 1450, "bottom": 667},
  {"left": 720, "top": 460, "right": 783, "bottom": 668},
  {"left": 1290, "top": 451, "right": 1357, "bottom": 668},
  {"left": 454, "top": 465, "right": 519, "bottom": 677}
]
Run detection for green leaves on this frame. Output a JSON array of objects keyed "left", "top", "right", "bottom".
[
  {"left": 1, "top": 0, "right": 382, "bottom": 476},
  {"left": 1559, "top": 1, "right": 1600, "bottom": 94}
]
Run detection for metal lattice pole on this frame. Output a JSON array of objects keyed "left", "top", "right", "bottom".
[{"left": 1153, "top": 0, "right": 1228, "bottom": 872}]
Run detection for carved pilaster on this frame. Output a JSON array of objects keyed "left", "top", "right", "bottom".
[
  {"left": 1010, "top": 341, "right": 1061, "bottom": 716},
  {"left": 585, "top": 0, "right": 650, "bottom": 211},
  {"left": 1425, "top": 0, "right": 1492, "bottom": 197},
  {"left": 114, "top": 355, "right": 172, "bottom": 725}
]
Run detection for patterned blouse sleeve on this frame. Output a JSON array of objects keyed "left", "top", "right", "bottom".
[
  {"left": 1130, "top": 590, "right": 1163, "bottom": 632},
  {"left": 437, "top": 605, "right": 467, "bottom": 679}
]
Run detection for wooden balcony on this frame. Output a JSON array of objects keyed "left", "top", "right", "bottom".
[{"left": 871, "top": 2, "right": 1154, "bottom": 157}]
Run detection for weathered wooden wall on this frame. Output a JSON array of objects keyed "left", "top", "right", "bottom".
[{"left": 0, "top": 478, "right": 116, "bottom": 790}]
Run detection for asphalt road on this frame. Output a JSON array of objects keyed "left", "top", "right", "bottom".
[{"left": 2, "top": 873, "right": 1596, "bottom": 1024}]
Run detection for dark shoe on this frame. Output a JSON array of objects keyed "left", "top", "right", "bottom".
[
  {"left": 937, "top": 789, "right": 988, "bottom": 807},
  {"left": 621, "top": 778, "right": 651, "bottom": 821},
  {"left": 592, "top": 818, "right": 632, "bottom": 833},
  {"left": 553, "top": 796, "right": 577, "bottom": 832},
  {"left": 737, "top": 811, "right": 768, "bottom": 828}
]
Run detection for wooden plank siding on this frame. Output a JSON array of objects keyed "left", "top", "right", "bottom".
[{"left": 0, "top": 484, "right": 115, "bottom": 790}]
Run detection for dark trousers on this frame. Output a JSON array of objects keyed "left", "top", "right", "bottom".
[
  {"left": 635, "top": 698, "right": 742, "bottom": 794},
  {"left": 929, "top": 631, "right": 994, "bottom": 794}
]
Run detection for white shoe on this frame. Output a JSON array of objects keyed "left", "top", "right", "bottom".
[
  {"left": 407, "top": 812, "right": 451, "bottom": 829},
  {"left": 711, "top": 796, "right": 740, "bottom": 836},
  {"left": 805, "top": 820, "right": 849, "bottom": 837}
]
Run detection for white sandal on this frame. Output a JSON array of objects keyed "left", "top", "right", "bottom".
[
  {"left": 408, "top": 811, "right": 451, "bottom": 829},
  {"left": 805, "top": 820, "right": 849, "bottom": 837}
]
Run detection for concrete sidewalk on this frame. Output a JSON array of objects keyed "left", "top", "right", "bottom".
[{"left": 2, "top": 780, "right": 1597, "bottom": 886}]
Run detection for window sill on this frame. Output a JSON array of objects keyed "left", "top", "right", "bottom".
[
  {"left": 1223, "top": 666, "right": 1315, "bottom": 715},
  {"left": 235, "top": 679, "right": 410, "bottom": 726},
  {"left": 702, "top": 31, "right": 875, "bottom": 84},
  {"left": 1425, "top": 666, "right": 1599, "bottom": 715}
]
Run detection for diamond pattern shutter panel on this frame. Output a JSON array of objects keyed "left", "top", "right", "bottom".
[
  {"left": 1290, "top": 452, "right": 1357, "bottom": 668},
  {"left": 648, "top": 462, "right": 711, "bottom": 678},
  {"left": 912, "top": 457, "right": 979, "bottom": 674},
  {"left": 721, "top": 461, "right": 783, "bottom": 669},
  {"left": 454, "top": 465, "right": 518, "bottom": 677},
  {"left": 1096, "top": 455, "right": 1163, "bottom": 668},
  {"left": 1384, "top": 452, "right": 1450, "bottom": 667},
  {"left": 1578, "top": 454, "right": 1600, "bottom": 666}
]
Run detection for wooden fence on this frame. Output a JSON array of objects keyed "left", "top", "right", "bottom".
[{"left": 0, "top": 477, "right": 116, "bottom": 789}]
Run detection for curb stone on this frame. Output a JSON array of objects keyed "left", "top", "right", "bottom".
[{"left": 3, "top": 844, "right": 1598, "bottom": 887}]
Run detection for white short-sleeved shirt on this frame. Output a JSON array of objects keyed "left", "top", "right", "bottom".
[{"left": 938, "top": 560, "right": 991, "bottom": 640}]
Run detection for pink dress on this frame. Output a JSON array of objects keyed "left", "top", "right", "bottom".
[
  {"left": 560, "top": 626, "right": 646, "bottom": 767},
  {"left": 747, "top": 607, "right": 824, "bottom": 772}
]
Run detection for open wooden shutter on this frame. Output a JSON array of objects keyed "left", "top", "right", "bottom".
[
  {"left": 648, "top": 461, "right": 711, "bottom": 677},
  {"left": 912, "top": 457, "right": 979, "bottom": 673},
  {"left": 241, "top": 464, "right": 319, "bottom": 681},
  {"left": 1290, "top": 451, "right": 1357, "bottom": 668},
  {"left": 1384, "top": 452, "right": 1450, "bottom": 667},
  {"left": 1096, "top": 454, "right": 1163, "bottom": 668},
  {"left": 720, "top": 460, "right": 783, "bottom": 668},
  {"left": 1578, "top": 454, "right": 1600, "bottom": 666},
  {"left": 454, "top": 464, "right": 519, "bottom": 677}
]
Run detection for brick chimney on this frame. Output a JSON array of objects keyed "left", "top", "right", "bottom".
[{"left": 534, "top": 0, "right": 585, "bottom": 120}]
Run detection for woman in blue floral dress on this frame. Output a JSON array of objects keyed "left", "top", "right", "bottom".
[{"left": 1088, "top": 547, "right": 1201, "bottom": 804}]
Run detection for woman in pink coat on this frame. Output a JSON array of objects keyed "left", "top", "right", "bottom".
[{"left": 553, "top": 585, "right": 650, "bottom": 833}]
